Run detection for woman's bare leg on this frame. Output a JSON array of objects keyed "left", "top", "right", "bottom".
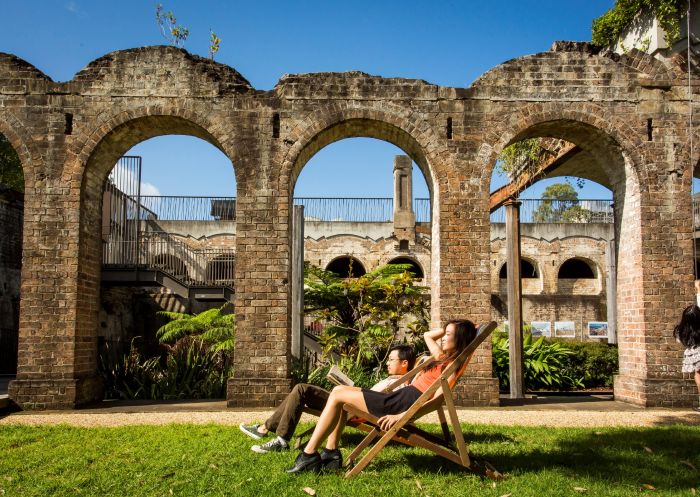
[
  {"left": 325, "top": 411, "right": 347, "bottom": 450},
  {"left": 304, "top": 385, "right": 368, "bottom": 454}
]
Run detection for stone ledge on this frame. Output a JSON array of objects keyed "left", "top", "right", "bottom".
[
  {"left": 9, "top": 376, "right": 103, "bottom": 410},
  {"left": 227, "top": 377, "right": 293, "bottom": 408},
  {"left": 453, "top": 376, "right": 500, "bottom": 407},
  {"left": 614, "top": 375, "right": 698, "bottom": 407}
]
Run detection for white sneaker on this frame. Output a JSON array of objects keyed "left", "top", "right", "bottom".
[{"left": 252, "top": 437, "right": 289, "bottom": 454}]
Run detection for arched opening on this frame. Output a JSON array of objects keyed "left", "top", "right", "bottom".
[
  {"left": 81, "top": 116, "right": 238, "bottom": 401},
  {"left": 499, "top": 259, "right": 538, "bottom": 279},
  {"left": 487, "top": 119, "right": 634, "bottom": 396},
  {"left": 0, "top": 132, "right": 23, "bottom": 388},
  {"left": 387, "top": 256, "right": 424, "bottom": 279},
  {"left": 559, "top": 258, "right": 596, "bottom": 279},
  {"left": 325, "top": 256, "right": 366, "bottom": 278},
  {"left": 290, "top": 122, "right": 435, "bottom": 378}
]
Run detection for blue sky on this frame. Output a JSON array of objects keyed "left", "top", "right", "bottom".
[{"left": 1, "top": 1, "right": 617, "bottom": 199}]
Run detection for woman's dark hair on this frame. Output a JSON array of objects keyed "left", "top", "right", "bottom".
[
  {"left": 389, "top": 344, "right": 416, "bottom": 370},
  {"left": 674, "top": 304, "right": 700, "bottom": 347},
  {"left": 429, "top": 319, "right": 477, "bottom": 371}
]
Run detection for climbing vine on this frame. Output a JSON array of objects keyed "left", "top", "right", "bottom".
[
  {"left": 497, "top": 139, "right": 547, "bottom": 179},
  {"left": 592, "top": 0, "right": 686, "bottom": 48}
]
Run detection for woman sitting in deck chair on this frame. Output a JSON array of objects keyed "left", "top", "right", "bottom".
[{"left": 285, "top": 319, "right": 477, "bottom": 474}]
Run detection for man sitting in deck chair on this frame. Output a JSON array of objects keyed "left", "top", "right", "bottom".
[
  {"left": 285, "top": 319, "right": 477, "bottom": 474},
  {"left": 239, "top": 344, "right": 416, "bottom": 457}
]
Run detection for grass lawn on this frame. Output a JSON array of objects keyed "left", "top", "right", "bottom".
[{"left": 0, "top": 422, "right": 698, "bottom": 497}]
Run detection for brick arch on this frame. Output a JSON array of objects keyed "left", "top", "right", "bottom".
[
  {"left": 0, "top": 112, "right": 39, "bottom": 176},
  {"left": 281, "top": 105, "right": 446, "bottom": 199},
  {"left": 72, "top": 107, "right": 242, "bottom": 187},
  {"left": 478, "top": 104, "right": 643, "bottom": 191}
]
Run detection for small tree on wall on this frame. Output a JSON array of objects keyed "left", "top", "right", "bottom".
[{"left": 0, "top": 134, "right": 23, "bottom": 192}]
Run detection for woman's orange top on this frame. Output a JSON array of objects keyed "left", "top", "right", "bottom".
[{"left": 410, "top": 361, "right": 447, "bottom": 393}]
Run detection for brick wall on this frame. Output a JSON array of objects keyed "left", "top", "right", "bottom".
[{"left": 1, "top": 43, "right": 697, "bottom": 408}]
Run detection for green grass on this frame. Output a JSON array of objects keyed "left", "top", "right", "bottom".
[{"left": 0, "top": 422, "right": 698, "bottom": 497}]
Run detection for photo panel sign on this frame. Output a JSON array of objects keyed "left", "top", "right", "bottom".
[
  {"left": 588, "top": 321, "right": 609, "bottom": 338},
  {"left": 554, "top": 321, "right": 576, "bottom": 338},
  {"left": 530, "top": 321, "right": 551, "bottom": 337}
]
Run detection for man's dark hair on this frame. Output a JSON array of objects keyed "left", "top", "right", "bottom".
[{"left": 389, "top": 344, "right": 416, "bottom": 370}]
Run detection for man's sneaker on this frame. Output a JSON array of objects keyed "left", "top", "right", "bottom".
[
  {"left": 252, "top": 437, "right": 289, "bottom": 454},
  {"left": 239, "top": 423, "right": 266, "bottom": 440}
]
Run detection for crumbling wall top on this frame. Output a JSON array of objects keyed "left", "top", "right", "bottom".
[{"left": 72, "top": 45, "right": 253, "bottom": 96}]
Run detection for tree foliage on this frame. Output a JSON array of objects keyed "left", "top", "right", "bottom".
[
  {"left": 496, "top": 139, "right": 550, "bottom": 179},
  {"left": 156, "top": 4, "right": 189, "bottom": 48},
  {"left": 533, "top": 182, "right": 592, "bottom": 223},
  {"left": 592, "top": 0, "right": 686, "bottom": 48},
  {"left": 304, "top": 262, "right": 430, "bottom": 372},
  {"left": 0, "top": 134, "right": 23, "bottom": 192}
]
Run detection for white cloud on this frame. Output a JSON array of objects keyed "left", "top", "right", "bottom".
[
  {"left": 109, "top": 161, "right": 160, "bottom": 197},
  {"left": 140, "top": 182, "right": 161, "bottom": 197},
  {"left": 64, "top": 2, "right": 87, "bottom": 17}
]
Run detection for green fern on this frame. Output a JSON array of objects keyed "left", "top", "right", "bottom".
[{"left": 156, "top": 304, "right": 235, "bottom": 352}]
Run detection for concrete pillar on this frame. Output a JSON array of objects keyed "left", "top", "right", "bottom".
[
  {"left": 393, "top": 155, "right": 415, "bottom": 243},
  {"left": 291, "top": 205, "right": 304, "bottom": 360},
  {"left": 504, "top": 199, "right": 524, "bottom": 400}
]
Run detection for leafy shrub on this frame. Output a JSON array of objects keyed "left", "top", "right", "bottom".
[
  {"left": 99, "top": 336, "right": 233, "bottom": 400},
  {"left": 492, "top": 332, "right": 584, "bottom": 391},
  {"left": 555, "top": 340, "right": 619, "bottom": 388},
  {"left": 99, "top": 304, "right": 235, "bottom": 400},
  {"left": 303, "top": 262, "right": 429, "bottom": 383}
]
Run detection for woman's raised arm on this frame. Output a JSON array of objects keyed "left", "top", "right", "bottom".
[{"left": 423, "top": 327, "right": 445, "bottom": 361}]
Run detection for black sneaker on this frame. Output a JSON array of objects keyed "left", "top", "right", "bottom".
[
  {"left": 286, "top": 451, "right": 322, "bottom": 474},
  {"left": 239, "top": 423, "right": 267, "bottom": 440},
  {"left": 252, "top": 437, "right": 289, "bottom": 454},
  {"left": 320, "top": 448, "right": 343, "bottom": 470}
]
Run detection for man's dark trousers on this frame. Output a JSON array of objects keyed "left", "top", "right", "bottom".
[{"left": 264, "top": 383, "right": 330, "bottom": 440}]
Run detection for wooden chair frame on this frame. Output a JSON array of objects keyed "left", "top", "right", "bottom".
[
  {"left": 293, "top": 353, "right": 433, "bottom": 449},
  {"left": 341, "top": 321, "right": 497, "bottom": 478}
]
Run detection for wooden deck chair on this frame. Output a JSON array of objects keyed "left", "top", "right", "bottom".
[
  {"left": 293, "top": 354, "right": 433, "bottom": 450},
  {"left": 341, "top": 321, "right": 497, "bottom": 478}
]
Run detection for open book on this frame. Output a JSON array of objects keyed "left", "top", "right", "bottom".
[{"left": 327, "top": 365, "right": 354, "bottom": 387}]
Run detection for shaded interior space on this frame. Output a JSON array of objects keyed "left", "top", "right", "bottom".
[
  {"left": 325, "top": 256, "right": 366, "bottom": 278},
  {"left": 387, "top": 256, "right": 424, "bottom": 279},
  {"left": 559, "top": 258, "right": 596, "bottom": 279},
  {"left": 499, "top": 259, "right": 538, "bottom": 279},
  {"left": 0, "top": 132, "right": 22, "bottom": 391}
]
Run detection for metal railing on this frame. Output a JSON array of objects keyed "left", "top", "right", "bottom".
[
  {"left": 414, "top": 198, "right": 430, "bottom": 223},
  {"left": 103, "top": 231, "right": 235, "bottom": 287},
  {"left": 294, "top": 197, "right": 393, "bottom": 222},
  {"left": 139, "top": 196, "right": 236, "bottom": 221},
  {"left": 490, "top": 199, "right": 614, "bottom": 224}
]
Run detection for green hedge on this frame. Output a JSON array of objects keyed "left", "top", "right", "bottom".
[
  {"left": 554, "top": 339, "right": 619, "bottom": 388},
  {"left": 493, "top": 333, "right": 619, "bottom": 391}
]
